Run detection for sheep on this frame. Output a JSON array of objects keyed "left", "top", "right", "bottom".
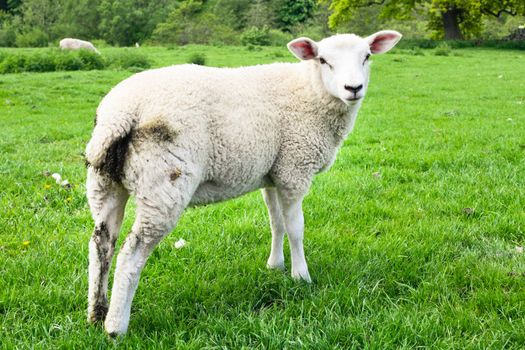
[
  {"left": 59, "top": 38, "right": 100, "bottom": 54},
  {"left": 85, "top": 30, "right": 402, "bottom": 336}
]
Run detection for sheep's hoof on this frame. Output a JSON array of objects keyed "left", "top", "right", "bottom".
[
  {"left": 266, "top": 260, "right": 285, "bottom": 271},
  {"left": 107, "top": 331, "right": 121, "bottom": 339},
  {"left": 105, "top": 326, "right": 126, "bottom": 339},
  {"left": 105, "top": 318, "right": 128, "bottom": 337},
  {"left": 291, "top": 269, "right": 312, "bottom": 283},
  {"left": 88, "top": 303, "right": 108, "bottom": 324}
]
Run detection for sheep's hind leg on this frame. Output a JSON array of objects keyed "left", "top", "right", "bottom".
[
  {"left": 104, "top": 170, "right": 199, "bottom": 336},
  {"left": 87, "top": 167, "right": 129, "bottom": 323},
  {"left": 261, "top": 188, "right": 286, "bottom": 270},
  {"left": 278, "top": 192, "right": 311, "bottom": 283}
]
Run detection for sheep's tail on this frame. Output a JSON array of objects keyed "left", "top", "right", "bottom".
[{"left": 85, "top": 113, "right": 136, "bottom": 182}]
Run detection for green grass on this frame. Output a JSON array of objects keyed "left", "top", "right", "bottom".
[{"left": 1, "top": 45, "right": 524, "bottom": 348}]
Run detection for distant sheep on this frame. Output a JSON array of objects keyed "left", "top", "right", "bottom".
[
  {"left": 85, "top": 30, "right": 402, "bottom": 336},
  {"left": 59, "top": 38, "right": 100, "bottom": 54}
]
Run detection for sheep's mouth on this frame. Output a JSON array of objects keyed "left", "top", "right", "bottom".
[{"left": 345, "top": 97, "right": 362, "bottom": 102}]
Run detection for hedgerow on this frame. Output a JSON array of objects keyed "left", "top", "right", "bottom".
[{"left": 0, "top": 48, "right": 151, "bottom": 74}]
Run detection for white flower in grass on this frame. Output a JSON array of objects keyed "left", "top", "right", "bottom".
[
  {"left": 174, "top": 238, "right": 186, "bottom": 249},
  {"left": 51, "top": 173, "right": 62, "bottom": 184}
]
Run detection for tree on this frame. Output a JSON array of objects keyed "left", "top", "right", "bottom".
[
  {"left": 324, "top": 0, "right": 525, "bottom": 39},
  {"left": 19, "top": 0, "right": 61, "bottom": 30},
  {"left": 0, "top": 0, "right": 22, "bottom": 13},
  {"left": 211, "top": 0, "right": 252, "bottom": 30},
  {"left": 54, "top": 0, "right": 102, "bottom": 40},
  {"left": 98, "top": 0, "right": 171, "bottom": 46},
  {"left": 277, "top": 0, "right": 317, "bottom": 31},
  {"left": 152, "top": 0, "right": 204, "bottom": 44},
  {"left": 152, "top": 0, "right": 239, "bottom": 45},
  {"left": 245, "top": 0, "right": 276, "bottom": 28}
]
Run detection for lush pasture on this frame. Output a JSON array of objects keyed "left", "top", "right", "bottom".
[{"left": 1, "top": 45, "right": 524, "bottom": 348}]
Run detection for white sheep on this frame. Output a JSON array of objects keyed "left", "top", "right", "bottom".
[
  {"left": 85, "top": 30, "right": 402, "bottom": 336},
  {"left": 59, "top": 38, "right": 100, "bottom": 54}
]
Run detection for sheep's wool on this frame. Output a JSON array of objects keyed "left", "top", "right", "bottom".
[
  {"left": 87, "top": 62, "right": 358, "bottom": 202},
  {"left": 59, "top": 38, "right": 100, "bottom": 54}
]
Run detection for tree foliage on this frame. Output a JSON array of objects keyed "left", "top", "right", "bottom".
[
  {"left": 277, "top": 0, "right": 317, "bottom": 30},
  {"left": 0, "top": 0, "right": 22, "bottom": 13},
  {"left": 0, "top": 0, "right": 523, "bottom": 47},
  {"left": 98, "top": 0, "right": 170, "bottom": 46},
  {"left": 325, "top": 0, "right": 525, "bottom": 39},
  {"left": 55, "top": 0, "right": 101, "bottom": 40},
  {"left": 245, "top": 0, "right": 277, "bottom": 28},
  {"left": 152, "top": 0, "right": 238, "bottom": 45}
]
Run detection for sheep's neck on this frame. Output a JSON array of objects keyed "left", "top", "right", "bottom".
[{"left": 302, "top": 62, "right": 362, "bottom": 142}]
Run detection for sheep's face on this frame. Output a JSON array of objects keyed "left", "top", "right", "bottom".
[{"left": 288, "top": 31, "right": 402, "bottom": 105}]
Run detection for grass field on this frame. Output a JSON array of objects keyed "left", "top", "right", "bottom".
[{"left": 1, "top": 45, "right": 525, "bottom": 348}]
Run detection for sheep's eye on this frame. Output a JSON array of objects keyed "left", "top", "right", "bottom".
[
  {"left": 319, "top": 57, "right": 333, "bottom": 69},
  {"left": 364, "top": 53, "right": 371, "bottom": 64}
]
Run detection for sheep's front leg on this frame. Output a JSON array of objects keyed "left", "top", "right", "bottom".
[
  {"left": 279, "top": 194, "right": 311, "bottom": 283},
  {"left": 262, "top": 188, "right": 286, "bottom": 270}
]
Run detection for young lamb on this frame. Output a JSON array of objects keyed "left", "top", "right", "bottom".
[
  {"left": 59, "top": 38, "right": 100, "bottom": 54},
  {"left": 85, "top": 30, "right": 402, "bottom": 336}
]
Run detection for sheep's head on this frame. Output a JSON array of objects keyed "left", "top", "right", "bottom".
[{"left": 288, "top": 31, "right": 402, "bottom": 105}]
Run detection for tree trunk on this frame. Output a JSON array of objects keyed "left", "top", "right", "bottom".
[{"left": 442, "top": 8, "right": 463, "bottom": 40}]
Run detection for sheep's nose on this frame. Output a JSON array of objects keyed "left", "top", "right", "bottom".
[{"left": 344, "top": 84, "right": 363, "bottom": 93}]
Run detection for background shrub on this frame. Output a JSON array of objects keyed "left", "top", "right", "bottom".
[
  {"left": 396, "top": 39, "right": 439, "bottom": 49},
  {"left": 267, "top": 29, "right": 293, "bottom": 46},
  {"left": 0, "top": 11, "right": 17, "bottom": 47},
  {"left": 404, "top": 47, "right": 425, "bottom": 56},
  {"left": 188, "top": 52, "right": 206, "bottom": 65},
  {"left": 241, "top": 26, "right": 272, "bottom": 46},
  {"left": 246, "top": 44, "right": 262, "bottom": 51},
  {"left": 76, "top": 50, "right": 105, "bottom": 70},
  {"left": 0, "top": 54, "right": 27, "bottom": 73},
  {"left": 240, "top": 27, "right": 291, "bottom": 47},
  {"left": 105, "top": 49, "right": 151, "bottom": 69},
  {"left": 126, "top": 66, "right": 146, "bottom": 73},
  {"left": 54, "top": 52, "right": 84, "bottom": 71},
  {"left": 89, "top": 39, "right": 110, "bottom": 49},
  {"left": 24, "top": 53, "right": 56, "bottom": 72},
  {"left": 15, "top": 29, "right": 49, "bottom": 48},
  {"left": 0, "top": 48, "right": 151, "bottom": 74},
  {"left": 434, "top": 42, "right": 452, "bottom": 56},
  {"left": 397, "top": 39, "right": 525, "bottom": 50},
  {"left": 0, "top": 26, "right": 17, "bottom": 47}
]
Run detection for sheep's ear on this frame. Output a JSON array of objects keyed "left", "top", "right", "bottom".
[
  {"left": 366, "top": 30, "right": 402, "bottom": 54},
  {"left": 287, "top": 37, "right": 318, "bottom": 60}
]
